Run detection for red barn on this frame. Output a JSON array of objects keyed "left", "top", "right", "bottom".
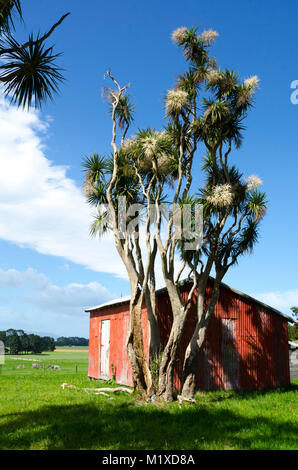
[{"left": 85, "top": 278, "right": 291, "bottom": 391}]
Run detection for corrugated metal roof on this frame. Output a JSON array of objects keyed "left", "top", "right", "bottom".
[
  {"left": 85, "top": 277, "right": 293, "bottom": 322},
  {"left": 85, "top": 295, "right": 131, "bottom": 312}
]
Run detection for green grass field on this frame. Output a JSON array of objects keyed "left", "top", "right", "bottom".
[{"left": 0, "top": 350, "right": 297, "bottom": 450}]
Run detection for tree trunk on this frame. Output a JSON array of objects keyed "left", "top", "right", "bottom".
[
  {"left": 181, "top": 280, "right": 221, "bottom": 399},
  {"left": 126, "top": 286, "right": 154, "bottom": 398},
  {"left": 157, "top": 313, "right": 185, "bottom": 401},
  {"left": 144, "top": 287, "right": 161, "bottom": 360},
  {"left": 180, "top": 319, "right": 208, "bottom": 399}
]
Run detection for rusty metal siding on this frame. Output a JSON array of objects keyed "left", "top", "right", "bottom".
[
  {"left": 88, "top": 312, "right": 101, "bottom": 379},
  {"left": 120, "top": 313, "right": 131, "bottom": 385},
  {"left": 88, "top": 279, "right": 290, "bottom": 392},
  {"left": 87, "top": 313, "right": 97, "bottom": 378},
  {"left": 109, "top": 315, "right": 125, "bottom": 383},
  {"left": 273, "top": 316, "right": 290, "bottom": 387},
  {"left": 173, "top": 281, "right": 290, "bottom": 391}
]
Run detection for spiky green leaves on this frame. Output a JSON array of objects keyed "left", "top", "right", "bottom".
[
  {"left": 0, "top": 34, "right": 64, "bottom": 108},
  {"left": 82, "top": 154, "right": 109, "bottom": 204},
  {"left": 90, "top": 207, "right": 112, "bottom": 237},
  {"left": 216, "top": 216, "right": 259, "bottom": 268},
  {"left": 175, "top": 69, "right": 204, "bottom": 98},
  {"left": 192, "top": 69, "right": 256, "bottom": 149},
  {"left": 0, "top": 1, "right": 22, "bottom": 34},
  {"left": 236, "top": 217, "right": 259, "bottom": 254},
  {"left": 196, "top": 154, "right": 266, "bottom": 270},
  {"left": 205, "top": 68, "right": 260, "bottom": 114},
  {"left": 246, "top": 190, "right": 267, "bottom": 221},
  {"left": 113, "top": 94, "right": 135, "bottom": 129},
  {"left": 171, "top": 25, "right": 216, "bottom": 68},
  {"left": 82, "top": 153, "right": 108, "bottom": 183},
  {"left": 121, "top": 128, "right": 177, "bottom": 180},
  {"left": 103, "top": 85, "right": 134, "bottom": 129},
  {"left": 201, "top": 183, "right": 266, "bottom": 269},
  {"left": 201, "top": 162, "right": 267, "bottom": 221}
]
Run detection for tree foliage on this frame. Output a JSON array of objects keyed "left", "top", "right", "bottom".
[
  {"left": 288, "top": 307, "right": 298, "bottom": 341},
  {"left": 0, "top": 1, "right": 69, "bottom": 108},
  {"left": 55, "top": 337, "right": 89, "bottom": 347},
  {"left": 0, "top": 329, "right": 56, "bottom": 354},
  {"left": 83, "top": 25, "right": 267, "bottom": 401}
]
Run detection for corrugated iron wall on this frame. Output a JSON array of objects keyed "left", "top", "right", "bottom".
[
  {"left": 157, "top": 280, "right": 290, "bottom": 391},
  {"left": 88, "top": 279, "right": 290, "bottom": 391},
  {"left": 88, "top": 302, "right": 149, "bottom": 387},
  {"left": 88, "top": 305, "right": 130, "bottom": 384}
]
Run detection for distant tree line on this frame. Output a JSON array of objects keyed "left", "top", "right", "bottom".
[
  {"left": 55, "top": 337, "right": 89, "bottom": 347},
  {"left": 0, "top": 329, "right": 55, "bottom": 355},
  {"left": 288, "top": 307, "right": 298, "bottom": 342}
]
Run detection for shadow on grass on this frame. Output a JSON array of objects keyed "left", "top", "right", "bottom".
[{"left": 0, "top": 390, "right": 297, "bottom": 450}]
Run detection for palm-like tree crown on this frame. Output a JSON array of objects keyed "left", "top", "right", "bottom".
[{"left": 0, "top": 1, "right": 68, "bottom": 108}]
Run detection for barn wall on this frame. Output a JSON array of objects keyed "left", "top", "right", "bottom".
[
  {"left": 155, "top": 280, "right": 290, "bottom": 392},
  {"left": 88, "top": 280, "right": 290, "bottom": 391},
  {"left": 88, "top": 302, "right": 149, "bottom": 387}
]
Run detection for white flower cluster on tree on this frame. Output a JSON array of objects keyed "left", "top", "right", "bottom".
[
  {"left": 171, "top": 27, "right": 188, "bottom": 45},
  {"left": 206, "top": 184, "right": 234, "bottom": 208},
  {"left": 246, "top": 174, "right": 263, "bottom": 190},
  {"left": 236, "top": 75, "right": 260, "bottom": 106},
  {"left": 139, "top": 132, "right": 172, "bottom": 174},
  {"left": 165, "top": 89, "right": 188, "bottom": 115},
  {"left": 244, "top": 75, "right": 259, "bottom": 90},
  {"left": 142, "top": 134, "right": 160, "bottom": 158},
  {"left": 206, "top": 69, "right": 221, "bottom": 85},
  {"left": 200, "top": 29, "right": 219, "bottom": 45},
  {"left": 121, "top": 137, "right": 137, "bottom": 152}
]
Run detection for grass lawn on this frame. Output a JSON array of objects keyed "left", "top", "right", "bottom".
[{"left": 0, "top": 352, "right": 297, "bottom": 450}]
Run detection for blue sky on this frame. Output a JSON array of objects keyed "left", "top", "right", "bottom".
[{"left": 0, "top": 0, "right": 297, "bottom": 337}]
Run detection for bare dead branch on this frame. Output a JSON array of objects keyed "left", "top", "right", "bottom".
[{"left": 177, "top": 394, "right": 196, "bottom": 408}]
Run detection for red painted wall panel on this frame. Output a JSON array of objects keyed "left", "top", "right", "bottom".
[{"left": 88, "top": 301, "right": 149, "bottom": 387}]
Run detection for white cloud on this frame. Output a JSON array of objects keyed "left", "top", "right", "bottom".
[
  {"left": 0, "top": 97, "right": 184, "bottom": 289},
  {"left": 24, "top": 280, "right": 113, "bottom": 316},
  {"left": 0, "top": 266, "right": 113, "bottom": 315},
  {"left": 252, "top": 289, "right": 298, "bottom": 317},
  {"left": 0, "top": 97, "right": 127, "bottom": 278},
  {"left": 0, "top": 267, "right": 48, "bottom": 290}
]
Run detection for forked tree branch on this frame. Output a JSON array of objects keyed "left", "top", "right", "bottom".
[{"left": 0, "top": 12, "right": 71, "bottom": 56}]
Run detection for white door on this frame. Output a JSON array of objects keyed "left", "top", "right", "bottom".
[{"left": 100, "top": 320, "right": 110, "bottom": 379}]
